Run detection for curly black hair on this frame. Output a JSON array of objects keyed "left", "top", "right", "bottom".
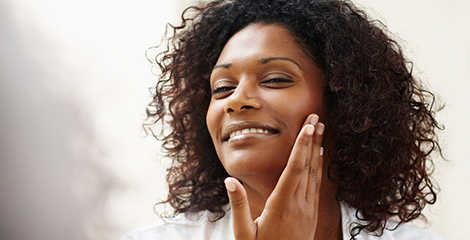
[{"left": 145, "top": 0, "right": 443, "bottom": 238}]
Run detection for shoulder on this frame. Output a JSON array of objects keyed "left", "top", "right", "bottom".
[
  {"left": 381, "top": 221, "right": 446, "bottom": 240},
  {"left": 340, "top": 202, "right": 446, "bottom": 240},
  {"left": 119, "top": 209, "right": 234, "bottom": 240}
]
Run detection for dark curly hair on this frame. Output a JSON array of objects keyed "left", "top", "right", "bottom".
[{"left": 145, "top": 0, "right": 443, "bottom": 238}]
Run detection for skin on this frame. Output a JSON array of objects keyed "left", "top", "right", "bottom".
[{"left": 206, "top": 23, "right": 342, "bottom": 239}]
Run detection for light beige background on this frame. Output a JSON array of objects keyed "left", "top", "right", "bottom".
[{"left": 0, "top": 0, "right": 468, "bottom": 239}]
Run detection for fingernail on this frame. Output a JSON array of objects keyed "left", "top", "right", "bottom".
[
  {"left": 310, "top": 114, "right": 319, "bottom": 125},
  {"left": 316, "top": 123, "right": 324, "bottom": 135},
  {"left": 225, "top": 179, "right": 236, "bottom": 192},
  {"left": 306, "top": 124, "right": 314, "bottom": 135},
  {"left": 320, "top": 147, "right": 324, "bottom": 156}
]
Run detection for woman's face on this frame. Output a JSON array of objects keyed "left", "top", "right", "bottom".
[{"left": 206, "top": 23, "right": 326, "bottom": 181}]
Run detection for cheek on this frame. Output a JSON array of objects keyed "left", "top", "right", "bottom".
[
  {"left": 291, "top": 92, "right": 325, "bottom": 119},
  {"left": 276, "top": 97, "right": 318, "bottom": 125},
  {"left": 206, "top": 101, "right": 222, "bottom": 142},
  {"left": 206, "top": 108, "right": 215, "bottom": 138}
]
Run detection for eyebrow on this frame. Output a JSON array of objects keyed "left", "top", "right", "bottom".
[
  {"left": 212, "top": 57, "right": 302, "bottom": 71},
  {"left": 260, "top": 57, "right": 302, "bottom": 69},
  {"left": 213, "top": 63, "right": 232, "bottom": 70}
]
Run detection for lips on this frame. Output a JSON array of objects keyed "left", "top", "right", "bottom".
[{"left": 222, "top": 122, "right": 278, "bottom": 141}]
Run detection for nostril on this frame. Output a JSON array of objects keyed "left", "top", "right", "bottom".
[
  {"left": 224, "top": 96, "right": 261, "bottom": 113},
  {"left": 240, "top": 105, "right": 254, "bottom": 110}
]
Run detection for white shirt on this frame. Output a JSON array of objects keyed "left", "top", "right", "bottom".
[{"left": 120, "top": 203, "right": 445, "bottom": 240}]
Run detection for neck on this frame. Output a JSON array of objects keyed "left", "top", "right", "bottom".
[{"left": 314, "top": 191, "right": 342, "bottom": 240}]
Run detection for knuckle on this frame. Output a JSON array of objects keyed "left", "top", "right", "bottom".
[
  {"left": 230, "top": 197, "right": 246, "bottom": 209},
  {"left": 297, "top": 137, "right": 310, "bottom": 147},
  {"left": 309, "top": 168, "right": 318, "bottom": 179},
  {"left": 290, "top": 161, "right": 307, "bottom": 175}
]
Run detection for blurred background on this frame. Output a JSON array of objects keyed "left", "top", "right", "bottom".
[{"left": 0, "top": 0, "right": 468, "bottom": 239}]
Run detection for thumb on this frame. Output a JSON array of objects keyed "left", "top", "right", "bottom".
[{"left": 225, "top": 177, "right": 255, "bottom": 239}]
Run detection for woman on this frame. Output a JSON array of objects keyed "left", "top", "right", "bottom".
[{"left": 122, "top": 0, "right": 444, "bottom": 239}]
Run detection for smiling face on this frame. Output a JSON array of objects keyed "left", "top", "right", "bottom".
[{"left": 206, "top": 23, "right": 326, "bottom": 182}]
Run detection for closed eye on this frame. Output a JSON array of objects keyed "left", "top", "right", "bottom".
[
  {"left": 212, "top": 86, "right": 235, "bottom": 95},
  {"left": 260, "top": 77, "right": 295, "bottom": 88},
  {"left": 262, "top": 77, "right": 294, "bottom": 83}
]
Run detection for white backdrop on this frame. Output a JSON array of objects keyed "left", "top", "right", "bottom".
[{"left": 0, "top": 0, "right": 468, "bottom": 239}]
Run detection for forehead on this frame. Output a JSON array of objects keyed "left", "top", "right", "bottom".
[{"left": 215, "top": 23, "right": 310, "bottom": 65}]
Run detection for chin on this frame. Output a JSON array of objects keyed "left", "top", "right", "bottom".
[{"left": 220, "top": 150, "right": 289, "bottom": 179}]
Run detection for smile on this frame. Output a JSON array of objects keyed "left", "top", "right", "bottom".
[
  {"left": 223, "top": 122, "right": 278, "bottom": 141},
  {"left": 230, "top": 128, "right": 270, "bottom": 139}
]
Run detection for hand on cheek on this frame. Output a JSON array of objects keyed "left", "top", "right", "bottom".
[{"left": 225, "top": 114, "right": 325, "bottom": 240}]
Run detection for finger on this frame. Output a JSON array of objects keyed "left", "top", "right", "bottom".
[
  {"left": 302, "top": 114, "right": 319, "bottom": 131},
  {"left": 273, "top": 123, "right": 315, "bottom": 198},
  {"left": 297, "top": 114, "right": 319, "bottom": 138},
  {"left": 296, "top": 115, "right": 320, "bottom": 197},
  {"left": 306, "top": 147, "right": 323, "bottom": 221},
  {"left": 306, "top": 122, "right": 324, "bottom": 202},
  {"left": 225, "top": 177, "right": 255, "bottom": 240},
  {"left": 309, "top": 122, "right": 324, "bottom": 184}
]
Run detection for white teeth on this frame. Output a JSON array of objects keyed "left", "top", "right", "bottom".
[{"left": 229, "top": 128, "right": 270, "bottom": 139}]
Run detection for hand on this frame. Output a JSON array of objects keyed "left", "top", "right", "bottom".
[{"left": 224, "top": 114, "right": 325, "bottom": 240}]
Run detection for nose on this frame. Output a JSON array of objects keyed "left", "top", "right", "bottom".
[{"left": 224, "top": 82, "right": 261, "bottom": 113}]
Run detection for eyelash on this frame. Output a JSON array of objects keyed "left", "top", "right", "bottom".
[
  {"left": 211, "top": 77, "right": 294, "bottom": 95},
  {"left": 212, "top": 86, "right": 235, "bottom": 95},
  {"left": 261, "top": 77, "right": 293, "bottom": 84}
]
